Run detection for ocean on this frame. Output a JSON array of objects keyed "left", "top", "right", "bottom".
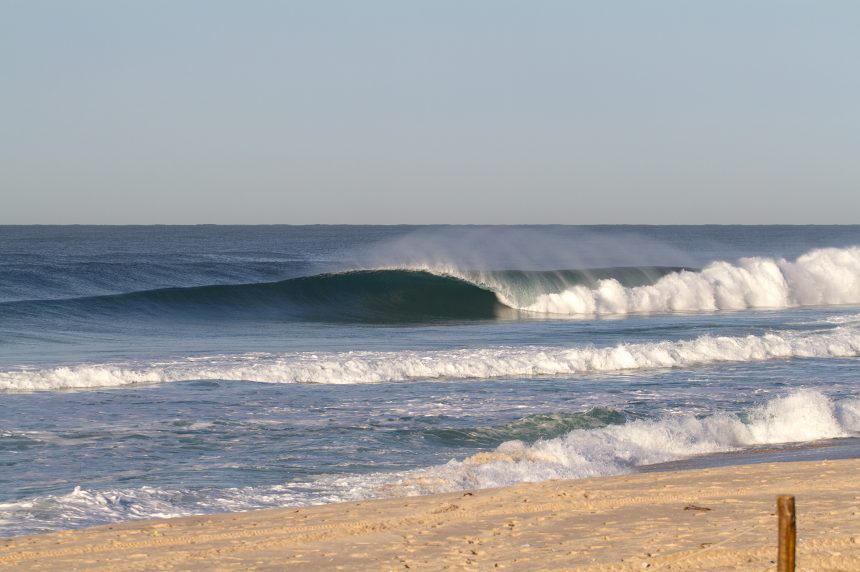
[{"left": 1, "top": 225, "right": 859, "bottom": 537}]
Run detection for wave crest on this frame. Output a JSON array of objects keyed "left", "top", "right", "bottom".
[{"left": 5, "top": 247, "right": 858, "bottom": 322}]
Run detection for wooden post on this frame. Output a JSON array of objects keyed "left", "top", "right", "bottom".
[{"left": 777, "top": 495, "right": 796, "bottom": 572}]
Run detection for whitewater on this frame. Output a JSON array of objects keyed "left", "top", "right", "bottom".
[
  {"left": 3, "top": 390, "right": 859, "bottom": 534},
  {"left": 2, "top": 225, "right": 860, "bottom": 537},
  {"left": 3, "top": 323, "right": 859, "bottom": 391},
  {"left": 448, "top": 246, "right": 860, "bottom": 315},
  {"left": 4, "top": 247, "right": 859, "bottom": 324}
]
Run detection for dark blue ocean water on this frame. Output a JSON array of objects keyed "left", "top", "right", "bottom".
[{"left": 1, "top": 225, "right": 859, "bottom": 536}]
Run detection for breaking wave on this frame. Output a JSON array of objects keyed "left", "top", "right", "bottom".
[
  {"left": 3, "top": 325, "right": 858, "bottom": 391},
  {"left": 0, "top": 266, "right": 684, "bottom": 323},
  {"left": 2, "top": 246, "right": 858, "bottom": 323},
  {"left": 513, "top": 246, "right": 860, "bottom": 315},
  {"left": 4, "top": 391, "right": 858, "bottom": 535},
  {"left": 388, "top": 390, "right": 860, "bottom": 494}
]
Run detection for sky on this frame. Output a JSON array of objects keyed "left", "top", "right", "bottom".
[{"left": 2, "top": 1, "right": 858, "bottom": 224}]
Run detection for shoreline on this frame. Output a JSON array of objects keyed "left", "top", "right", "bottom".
[{"left": 3, "top": 458, "right": 860, "bottom": 571}]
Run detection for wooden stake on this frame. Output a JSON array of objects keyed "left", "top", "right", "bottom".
[{"left": 777, "top": 495, "right": 796, "bottom": 572}]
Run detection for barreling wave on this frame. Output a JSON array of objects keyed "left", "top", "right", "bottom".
[
  {"left": 0, "top": 265, "right": 687, "bottom": 323},
  {"left": 3, "top": 325, "right": 858, "bottom": 391},
  {"left": 381, "top": 246, "right": 860, "bottom": 317},
  {"left": 3, "top": 246, "right": 858, "bottom": 323},
  {"left": 0, "top": 270, "right": 506, "bottom": 323}
]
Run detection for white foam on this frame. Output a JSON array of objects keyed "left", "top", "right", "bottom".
[
  {"left": 811, "top": 312, "right": 860, "bottom": 325},
  {"left": 2, "top": 326, "right": 859, "bottom": 391},
  {"left": 0, "top": 483, "right": 315, "bottom": 536},
  {"left": 3, "top": 391, "right": 858, "bottom": 536},
  {"left": 384, "top": 391, "right": 860, "bottom": 495},
  {"left": 472, "top": 247, "right": 860, "bottom": 316}
]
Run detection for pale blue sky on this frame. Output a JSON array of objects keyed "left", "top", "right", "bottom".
[{"left": 2, "top": 1, "right": 858, "bottom": 223}]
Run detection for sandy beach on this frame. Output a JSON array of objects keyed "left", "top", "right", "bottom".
[
  {"left": 3, "top": 458, "right": 859, "bottom": 571},
  {"left": 5, "top": 0, "right": 860, "bottom": 566}
]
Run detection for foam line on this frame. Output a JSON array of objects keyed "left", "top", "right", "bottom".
[
  {"left": 5, "top": 247, "right": 858, "bottom": 322},
  {"left": 3, "top": 391, "right": 858, "bottom": 536},
  {"left": 3, "top": 326, "right": 858, "bottom": 391},
  {"left": 389, "top": 390, "right": 860, "bottom": 494}
]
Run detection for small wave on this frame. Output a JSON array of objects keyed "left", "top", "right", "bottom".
[
  {"left": 382, "top": 391, "right": 860, "bottom": 495},
  {"left": 0, "top": 270, "right": 506, "bottom": 323},
  {"left": 3, "top": 325, "right": 858, "bottom": 391},
  {"left": 5, "top": 391, "right": 855, "bottom": 536},
  {"left": 423, "top": 408, "right": 627, "bottom": 447}
]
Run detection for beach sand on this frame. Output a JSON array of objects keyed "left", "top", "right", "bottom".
[{"left": 2, "top": 459, "right": 859, "bottom": 571}]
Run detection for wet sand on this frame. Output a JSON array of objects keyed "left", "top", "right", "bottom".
[{"left": 2, "top": 458, "right": 860, "bottom": 571}]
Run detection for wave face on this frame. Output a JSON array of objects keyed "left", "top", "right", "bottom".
[
  {"left": 2, "top": 270, "right": 505, "bottom": 323},
  {"left": 3, "top": 325, "right": 858, "bottom": 391},
  {"left": 4, "top": 247, "right": 858, "bottom": 324},
  {"left": 1, "top": 266, "right": 686, "bottom": 324},
  {"left": 515, "top": 247, "right": 860, "bottom": 315},
  {"left": 423, "top": 408, "right": 627, "bottom": 447}
]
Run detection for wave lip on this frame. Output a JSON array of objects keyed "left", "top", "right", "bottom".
[
  {"left": 0, "top": 270, "right": 507, "bottom": 323},
  {"left": 4, "top": 246, "right": 858, "bottom": 323},
  {"left": 3, "top": 325, "right": 859, "bottom": 391}
]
